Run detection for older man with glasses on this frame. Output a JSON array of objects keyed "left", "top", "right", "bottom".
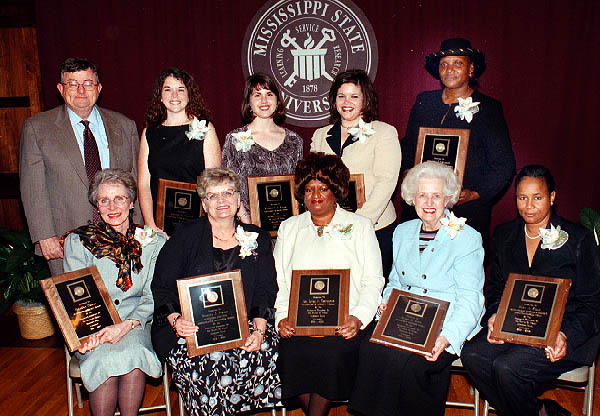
[{"left": 19, "top": 57, "right": 141, "bottom": 275}]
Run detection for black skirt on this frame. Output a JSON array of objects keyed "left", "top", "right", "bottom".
[
  {"left": 277, "top": 326, "right": 370, "bottom": 401},
  {"left": 349, "top": 325, "right": 456, "bottom": 416}
]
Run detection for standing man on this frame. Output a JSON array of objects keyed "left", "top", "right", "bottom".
[{"left": 19, "top": 57, "right": 140, "bottom": 275}]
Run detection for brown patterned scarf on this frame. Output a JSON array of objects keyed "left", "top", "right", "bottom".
[{"left": 63, "top": 220, "right": 143, "bottom": 292}]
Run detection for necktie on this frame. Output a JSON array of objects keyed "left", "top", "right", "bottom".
[{"left": 81, "top": 120, "right": 101, "bottom": 222}]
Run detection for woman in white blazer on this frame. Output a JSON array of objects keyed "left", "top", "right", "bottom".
[
  {"left": 310, "top": 69, "right": 401, "bottom": 279},
  {"left": 275, "top": 152, "right": 384, "bottom": 416},
  {"left": 350, "top": 161, "right": 485, "bottom": 416}
]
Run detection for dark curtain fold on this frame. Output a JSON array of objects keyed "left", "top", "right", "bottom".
[{"left": 36, "top": 0, "right": 600, "bottom": 229}]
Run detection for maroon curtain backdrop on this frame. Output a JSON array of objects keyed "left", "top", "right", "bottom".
[{"left": 35, "top": 0, "right": 600, "bottom": 231}]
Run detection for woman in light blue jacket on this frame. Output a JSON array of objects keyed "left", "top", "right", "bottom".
[{"left": 350, "top": 161, "right": 485, "bottom": 416}]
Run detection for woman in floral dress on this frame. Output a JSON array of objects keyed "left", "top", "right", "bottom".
[
  {"left": 222, "top": 72, "right": 303, "bottom": 223},
  {"left": 151, "top": 168, "right": 280, "bottom": 416}
]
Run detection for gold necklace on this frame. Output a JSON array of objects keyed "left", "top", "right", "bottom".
[{"left": 213, "top": 230, "right": 235, "bottom": 241}]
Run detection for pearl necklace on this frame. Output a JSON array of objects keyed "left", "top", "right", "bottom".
[{"left": 524, "top": 225, "right": 541, "bottom": 240}]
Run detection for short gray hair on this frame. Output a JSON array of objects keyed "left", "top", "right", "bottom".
[
  {"left": 401, "top": 161, "right": 461, "bottom": 207},
  {"left": 197, "top": 168, "right": 241, "bottom": 199},
  {"left": 88, "top": 168, "right": 137, "bottom": 206}
]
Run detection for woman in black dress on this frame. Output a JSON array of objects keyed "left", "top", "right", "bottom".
[
  {"left": 138, "top": 67, "right": 221, "bottom": 236},
  {"left": 400, "top": 38, "right": 516, "bottom": 245},
  {"left": 151, "top": 168, "right": 280, "bottom": 416}
]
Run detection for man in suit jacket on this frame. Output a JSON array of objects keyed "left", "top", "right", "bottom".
[{"left": 19, "top": 57, "right": 140, "bottom": 275}]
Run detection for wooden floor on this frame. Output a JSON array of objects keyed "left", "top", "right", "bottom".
[{"left": 1, "top": 312, "right": 598, "bottom": 416}]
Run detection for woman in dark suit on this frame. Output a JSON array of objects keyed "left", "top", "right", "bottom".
[
  {"left": 461, "top": 165, "right": 600, "bottom": 416},
  {"left": 400, "top": 38, "right": 516, "bottom": 245},
  {"left": 151, "top": 168, "right": 280, "bottom": 416}
]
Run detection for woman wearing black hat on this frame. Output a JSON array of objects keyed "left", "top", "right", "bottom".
[{"left": 400, "top": 38, "right": 516, "bottom": 246}]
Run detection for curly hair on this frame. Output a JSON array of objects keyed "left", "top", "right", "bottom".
[
  {"left": 328, "top": 69, "right": 378, "bottom": 123},
  {"left": 144, "top": 67, "right": 211, "bottom": 128},
  {"left": 294, "top": 152, "right": 349, "bottom": 201},
  {"left": 241, "top": 72, "right": 286, "bottom": 125}
]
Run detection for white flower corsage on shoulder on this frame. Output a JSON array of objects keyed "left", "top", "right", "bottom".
[
  {"left": 440, "top": 212, "right": 466, "bottom": 239},
  {"left": 454, "top": 97, "right": 480, "bottom": 123},
  {"left": 185, "top": 117, "right": 210, "bottom": 141},
  {"left": 236, "top": 225, "right": 259, "bottom": 259},
  {"left": 326, "top": 223, "right": 354, "bottom": 240},
  {"left": 348, "top": 118, "right": 375, "bottom": 144},
  {"left": 231, "top": 129, "right": 255, "bottom": 152},
  {"left": 539, "top": 224, "right": 568, "bottom": 250},
  {"left": 134, "top": 225, "right": 157, "bottom": 247}
]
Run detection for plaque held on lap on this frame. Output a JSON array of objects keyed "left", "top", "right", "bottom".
[
  {"left": 177, "top": 270, "right": 250, "bottom": 357},
  {"left": 370, "top": 289, "right": 449, "bottom": 356},
  {"left": 41, "top": 266, "right": 122, "bottom": 352},
  {"left": 490, "top": 273, "right": 570, "bottom": 347},
  {"left": 288, "top": 269, "right": 350, "bottom": 336}
]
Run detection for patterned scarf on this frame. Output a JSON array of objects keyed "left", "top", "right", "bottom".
[{"left": 64, "top": 220, "right": 143, "bottom": 292}]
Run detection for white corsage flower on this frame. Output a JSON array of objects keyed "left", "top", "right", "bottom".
[
  {"left": 236, "top": 225, "right": 259, "bottom": 259},
  {"left": 231, "top": 129, "right": 255, "bottom": 152},
  {"left": 134, "top": 225, "right": 156, "bottom": 247},
  {"left": 454, "top": 97, "right": 480, "bottom": 123},
  {"left": 539, "top": 224, "right": 568, "bottom": 250},
  {"left": 440, "top": 212, "right": 466, "bottom": 239},
  {"left": 325, "top": 223, "right": 353, "bottom": 240},
  {"left": 348, "top": 118, "right": 375, "bottom": 143},
  {"left": 185, "top": 117, "right": 210, "bottom": 141}
]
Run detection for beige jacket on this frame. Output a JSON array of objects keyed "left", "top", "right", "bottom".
[{"left": 310, "top": 120, "right": 401, "bottom": 230}]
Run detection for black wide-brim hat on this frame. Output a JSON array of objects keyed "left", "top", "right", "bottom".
[{"left": 425, "top": 38, "right": 486, "bottom": 80}]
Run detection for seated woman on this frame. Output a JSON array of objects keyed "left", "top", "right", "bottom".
[
  {"left": 63, "top": 168, "right": 166, "bottom": 416},
  {"left": 275, "top": 152, "right": 384, "bottom": 416},
  {"left": 461, "top": 165, "right": 600, "bottom": 416},
  {"left": 151, "top": 168, "right": 280, "bottom": 416},
  {"left": 349, "top": 161, "right": 485, "bottom": 416}
]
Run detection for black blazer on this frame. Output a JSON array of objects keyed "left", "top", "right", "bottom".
[
  {"left": 151, "top": 217, "right": 277, "bottom": 362},
  {"left": 484, "top": 214, "right": 600, "bottom": 365}
]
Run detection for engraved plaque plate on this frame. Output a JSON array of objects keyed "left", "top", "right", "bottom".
[
  {"left": 178, "top": 270, "right": 250, "bottom": 357},
  {"left": 416, "top": 128, "right": 470, "bottom": 184},
  {"left": 370, "top": 289, "right": 449, "bottom": 356},
  {"left": 41, "top": 266, "right": 121, "bottom": 352},
  {"left": 491, "top": 273, "right": 570, "bottom": 347},
  {"left": 288, "top": 269, "right": 350, "bottom": 336},
  {"left": 156, "top": 179, "right": 203, "bottom": 236}
]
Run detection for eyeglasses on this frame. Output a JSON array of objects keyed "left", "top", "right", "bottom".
[
  {"left": 97, "top": 195, "right": 130, "bottom": 207},
  {"left": 204, "top": 191, "right": 238, "bottom": 202},
  {"left": 62, "top": 80, "right": 98, "bottom": 90}
]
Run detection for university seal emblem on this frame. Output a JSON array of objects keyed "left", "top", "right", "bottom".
[{"left": 242, "top": 0, "right": 378, "bottom": 127}]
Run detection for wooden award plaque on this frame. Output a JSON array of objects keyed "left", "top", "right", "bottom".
[
  {"left": 288, "top": 269, "right": 350, "bottom": 336},
  {"left": 370, "top": 289, "right": 449, "bottom": 356},
  {"left": 156, "top": 179, "right": 203, "bottom": 236},
  {"left": 177, "top": 270, "right": 250, "bottom": 357},
  {"left": 416, "top": 127, "right": 470, "bottom": 184},
  {"left": 247, "top": 175, "right": 300, "bottom": 237},
  {"left": 491, "top": 273, "right": 571, "bottom": 348},
  {"left": 41, "top": 266, "right": 122, "bottom": 352}
]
